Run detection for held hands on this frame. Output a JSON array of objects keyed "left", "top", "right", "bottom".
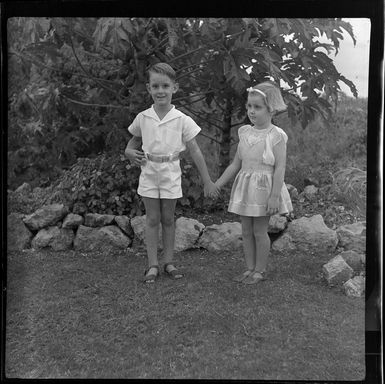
[
  {"left": 204, "top": 180, "right": 221, "bottom": 199},
  {"left": 125, "top": 148, "right": 145, "bottom": 167},
  {"left": 266, "top": 195, "right": 280, "bottom": 215}
]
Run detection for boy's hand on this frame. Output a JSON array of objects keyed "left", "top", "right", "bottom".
[
  {"left": 204, "top": 181, "right": 220, "bottom": 199},
  {"left": 266, "top": 196, "right": 280, "bottom": 215},
  {"left": 125, "top": 149, "right": 145, "bottom": 166}
]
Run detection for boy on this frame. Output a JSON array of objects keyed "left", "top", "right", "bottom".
[{"left": 125, "top": 62, "right": 219, "bottom": 283}]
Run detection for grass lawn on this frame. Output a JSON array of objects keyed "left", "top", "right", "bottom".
[{"left": 5, "top": 244, "right": 365, "bottom": 380}]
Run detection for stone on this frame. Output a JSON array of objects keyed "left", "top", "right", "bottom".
[
  {"left": 337, "top": 221, "right": 366, "bottom": 253},
  {"left": 32, "top": 226, "right": 74, "bottom": 251},
  {"left": 198, "top": 222, "right": 242, "bottom": 252},
  {"left": 271, "top": 233, "right": 296, "bottom": 252},
  {"left": 23, "top": 204, "right": 69, "bottom": 231},
  {"left": 7, "top": 213, "right": 33, "bottom": 251},
  {"left": 62, "top": 213, "right": 84, "bottom": 229},
  {"left": 84, "top": 213, "right": 115, "bottom": 227},
  {"left": 174, "top": 217, "right": 205, "bottom": 251},
  {"left": 130, "top": 215, "right": 150, "bottom": 242},
  {"left": 130, "top": 215, "right": 204, "bottom": 251},
  {"left": 114, "top": 215, "right": 134, "bottom": 238},
  {"left": 340, "top": 250, "right": 365, "bottom": 273},
  {"left": 343, "top": 276, "right": 365, "bottom": 297},
  {"left": 73, "top": 225, "right": 131, "bottom": 252},
  {"left": 303, "top": 185, "right": 318, "bottom": 200},
  {"left": 72, "top": 202, "right": 87, "bottom": 215},
  {"left": 272, "top": 214, "right": 338, "bottom": 256},
  {"left": 286, "top": 183, "right": 299, "bottom": 200},
  {"left": 322, "top": 255, "right": 354, "bottom": 286},
  {"left": 15, "top": 182, "right": 32, "bottom": 195},
  {"left": 268, "top": 214, "right": 288, "bottom": 234}
]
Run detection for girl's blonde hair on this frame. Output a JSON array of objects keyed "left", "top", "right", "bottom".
[{"left": 247, "top": 82, "right": 287, "bottom": 113}]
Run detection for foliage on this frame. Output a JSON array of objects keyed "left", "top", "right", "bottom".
[
  {"left": 332, "top": 166, "right": 366, "bottom": 216},
  {"left": 8, "top": 17, "right": 358, "bottom": 188},
  {"left": 56, "top": 154, "right": 143, "bottom": 216}
]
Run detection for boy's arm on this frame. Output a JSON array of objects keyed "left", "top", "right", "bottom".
[
  {"left": 124, "top": 135, "right": 144, "bottom": 166},
  {"left": 185, "top": 138, "right": 219, "bottom": 197}
]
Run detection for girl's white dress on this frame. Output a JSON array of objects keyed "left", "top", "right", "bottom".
[{"left": 228, "top": 124, "right": 293, "bottom": 217}]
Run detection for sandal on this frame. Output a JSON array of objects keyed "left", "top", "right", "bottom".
[
  {"left": 232, "top": 270, "right": 254, "bottom": 283},
  {"left": 143, "top": 265, "right": 159, "bottom": 283},
  {"left": 164, "top": 262, "right": 184, "bottom": 279},
  {"left": 242, "top": 270, "right": 266, "bottom": 285}
]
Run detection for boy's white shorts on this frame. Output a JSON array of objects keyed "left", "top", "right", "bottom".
[{"left": 137, "top": 160, "right": 182, "bottom": 199}]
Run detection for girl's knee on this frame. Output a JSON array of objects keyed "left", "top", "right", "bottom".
[{"left": 252, "top": 226, "right": 269, "bottom": 239}]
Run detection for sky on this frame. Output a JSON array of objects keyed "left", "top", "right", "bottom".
[{"left": 331, "top": 18, "right": 371, "bottom": 98}]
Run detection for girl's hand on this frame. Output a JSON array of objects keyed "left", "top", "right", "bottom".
[
  {"left": 125, "top": 149, "right": 145, "bottom": 166},
  {"left": 266, "top": 196, "right": 280, "bottom": 215},
  {"left": 204, "top": 181, "right": 220, "bottom": 199}
]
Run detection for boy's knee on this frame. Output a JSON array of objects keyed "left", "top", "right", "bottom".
[
  {"left": 146, "top": 215, "right": 160, "bottom": 227},
  {"left": 161, "top": 215, "right": 175, "bottom": 227}
]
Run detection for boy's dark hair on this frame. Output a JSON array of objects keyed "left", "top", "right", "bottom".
[{"left": 147, "top": 62, "right": 176, "bottom": 81}]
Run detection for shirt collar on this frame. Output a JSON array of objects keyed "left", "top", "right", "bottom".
[{"left": 142, "top": 105, "right": 183, "bottom": 123}]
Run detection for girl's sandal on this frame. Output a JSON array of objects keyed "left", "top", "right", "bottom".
[
  {"left": 164, "top": 262, "right": 184, "bottom": 280},
  {"left": 143, "top": 265, "right": 159, "bottom": 283},
  {"left": 242, "top": 271, "right": 266, "bottom": 285},
  {"left": 232, "top": 270, "right": 253, "bottom": 283}
]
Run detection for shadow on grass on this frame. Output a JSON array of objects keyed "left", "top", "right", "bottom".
[{"left": 6, "top": 246, "right": 365, "bottom": 380}]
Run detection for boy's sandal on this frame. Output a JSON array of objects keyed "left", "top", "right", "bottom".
[
  {"left": 164, "top": 262, "right": 184, "bottom": 279},
  {"left": 143, "top": 265, "right": 159, "bottom": 283},
  {"left": 242, "top": 270, "right": 266, "bottom": 285},
  {"left": 232, "top": 270, "right": 254, "bottom": 283}
]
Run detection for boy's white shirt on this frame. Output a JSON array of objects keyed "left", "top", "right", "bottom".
[{"left": 128, "top": 105, "right": 201, "bottom": 155}]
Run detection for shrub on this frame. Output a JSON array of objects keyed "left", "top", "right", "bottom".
[
  {"left": 331, "top": 166, "right": 366, "bottom": 216},
  {"left": 57, "top": 154, "right": 143, "bottom": 217}
]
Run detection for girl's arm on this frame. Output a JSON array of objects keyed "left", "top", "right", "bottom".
[
  {"left": 186, "top": 138, "right": 219, "bottom": 197},
  {"left": 215, "top": 153, "right": 242, "bottom": 189},
  {"left": 267, "top": 139, "right": 286, "bottom": 214},
  {"left": 124, "top": 135, "right": 144, "bottom": 166}
]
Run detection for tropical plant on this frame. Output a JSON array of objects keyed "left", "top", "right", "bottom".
[{"left": 8, "top": 17, "right": 358, "bottom": 186}]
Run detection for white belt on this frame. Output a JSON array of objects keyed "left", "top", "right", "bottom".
[{"left": 145, "top": 152, "right": 179, "bottom": 163}]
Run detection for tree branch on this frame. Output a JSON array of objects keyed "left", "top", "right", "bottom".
[
  {"left": 60, "top": 94, "right": 129, "bottom": 109},
  {"left": 178, "top": 101, "right": 224, "bottom": 131},
  {"left": 68, "top": 25, "right": 127, "bottom": 103},
  {"left": 172, "top": 90, "right": 215, "bottom": 103},
  {"left": 10, "top": 50, "right": 121, "bottom": 86}
]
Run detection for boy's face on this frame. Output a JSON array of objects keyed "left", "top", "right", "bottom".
[{"left": 146, "top": 72, "right": 178, "bottom": 109}]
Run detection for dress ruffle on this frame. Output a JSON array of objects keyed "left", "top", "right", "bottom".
[{"left": 228, "top": 169, "right": 293, "bottom": 217}]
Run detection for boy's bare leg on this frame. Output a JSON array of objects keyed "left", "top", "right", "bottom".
[
  {"left": 160, "top": 198, "right": 177, "bottom": 264},
  {"left": 142, "top": 197, "right": 161, "bottom": 270}
]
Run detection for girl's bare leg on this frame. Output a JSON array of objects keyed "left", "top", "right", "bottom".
[
  {"left": 233, "top": 216, "right": 256, "bottom": 282},
  {"left": 252, "top": 216, "right": 270, "bottom": 273}
]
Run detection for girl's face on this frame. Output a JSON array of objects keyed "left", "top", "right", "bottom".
[
  {"left": 246, "top": 93, "right": 272, "bottom": 128},
  {"left": 147, "top": 72, "right": 178, "bottom": 109}
]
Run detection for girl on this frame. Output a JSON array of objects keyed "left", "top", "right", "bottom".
[
  {"left": 213, "top": 82, "right": 293, "bottom": 284},
  {"left": 125, "top": 63, "right": 219, "bottom": 283}
]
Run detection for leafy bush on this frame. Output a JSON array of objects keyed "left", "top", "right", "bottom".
[
  {"left": 331, "top": 166, "right": 366, "bottom": 216},
  {"left": 57, "top": 154, "right": 142, "bottom": 217}
]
